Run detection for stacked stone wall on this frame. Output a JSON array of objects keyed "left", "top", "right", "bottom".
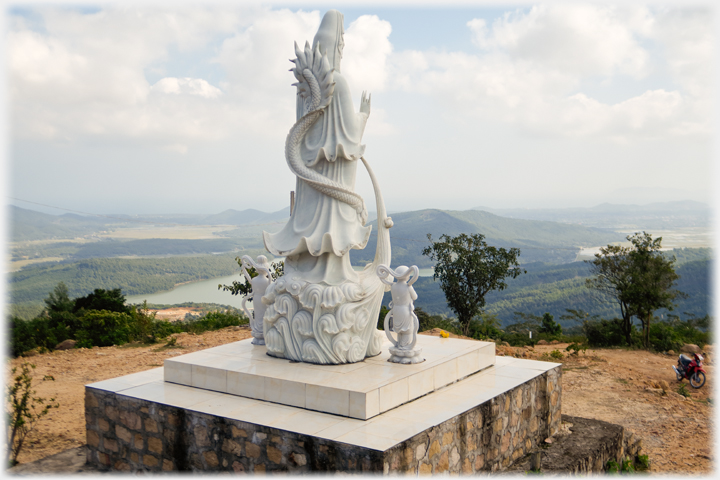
[
  {"left": 85, "top": 365, "right": 561, "bottom": 473},
  {"left": 382, "top": 365, "right": 561, "bottom": 473}
]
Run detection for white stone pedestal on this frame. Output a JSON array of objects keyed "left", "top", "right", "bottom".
[
  {"left": 85, "top": 337, "right": 562, "bottom": 474},
  {"left": 163, "top": 336, "right": 495, "bottom": 420}
]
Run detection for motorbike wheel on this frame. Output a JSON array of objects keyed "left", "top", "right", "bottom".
[{"left": 690, "top": 371, "right": 706, "bottom": 389}]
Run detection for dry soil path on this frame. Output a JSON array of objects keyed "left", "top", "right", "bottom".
[{"left": 8, "top": 328, "right": 714, "bottom": 475}]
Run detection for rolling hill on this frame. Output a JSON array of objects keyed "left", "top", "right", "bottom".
[{"left": 352, "top": 209, "right": 624, "bottom": 267}]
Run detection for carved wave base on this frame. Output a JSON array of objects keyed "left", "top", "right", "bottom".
[{"left": 261, "top": 274, "right": 385, "bottom": 365}]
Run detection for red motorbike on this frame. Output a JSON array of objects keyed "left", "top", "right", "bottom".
[{"left": 672, "top": 353, "right": 706, "bottom": 389}]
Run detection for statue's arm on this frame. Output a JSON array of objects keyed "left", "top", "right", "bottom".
[{"left": 409, "top": 286, "right": 418, "bottom": 301}]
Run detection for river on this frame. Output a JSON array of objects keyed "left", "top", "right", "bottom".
[{"left": 125, "top": 267, "right": 434, "bottom": 308}]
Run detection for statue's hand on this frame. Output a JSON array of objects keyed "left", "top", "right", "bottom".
[{"left": 360, "top": 91, "right": 371, "bottom": 116}]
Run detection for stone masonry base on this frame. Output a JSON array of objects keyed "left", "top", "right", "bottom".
[{"left": 85, "top": 366, "right": 561, "bottom": 473}]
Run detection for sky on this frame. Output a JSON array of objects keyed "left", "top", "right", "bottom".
[{"left": 3, "top": 0, "right": 716, "bottom": 215}]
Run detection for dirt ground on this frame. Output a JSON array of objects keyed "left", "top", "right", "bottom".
[
  {"left": 8, "top": 327, "right": 714, "bottom": 474},
  {"left": 148, "top": 307, "right": 202, "bottom": 321}
]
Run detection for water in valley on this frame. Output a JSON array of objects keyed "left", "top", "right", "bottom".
[{"left": 125, "top": 267, "right": 434, "bottom": 308}]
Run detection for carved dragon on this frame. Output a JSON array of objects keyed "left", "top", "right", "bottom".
[{"left": 285, "top": 41, "right": 368, "bottom": 226}]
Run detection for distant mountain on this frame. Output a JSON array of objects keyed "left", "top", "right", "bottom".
[
  {"left": 472, "top": 201, "right": 711, "bottom": 229},
  {"left": 133, "top": 207, "right": 292, "bottom": 226},
  {"left": 9, "top": 206, "right": 111, "bottom": 241},
  {"left": 351, "top": 208, "right": 624, "bottom": 267}
]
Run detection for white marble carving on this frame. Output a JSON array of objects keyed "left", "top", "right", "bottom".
[
  {"left": 240, "top": 255, "right": 272, "bottom": 345},
  {"left": 377, "top": 265, "right": 424, "bottom": 364},
  {"left": 261, "top": 10, "right": 392, "bottom": 364}
]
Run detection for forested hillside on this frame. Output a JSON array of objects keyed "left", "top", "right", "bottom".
[
  {"left": 392, "top": 248, "right": 711, "bottom": 326},
  {"left": 9, "top": 253, "right": 258, "bottom": 307},
  {"left": 355, "top": 208, "right": 624, "bottom": 266},
  {"left": 9, "top": 205, "right": 110, "bottom": 241}
]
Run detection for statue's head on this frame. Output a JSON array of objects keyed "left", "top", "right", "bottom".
[
  {"left": 313, "top": 10, "right": 344, "bottom": 72},
  {"left": 394, "top": 266, "right": 413, "bottom": 282},
  {"left": 256, "top": 255, "right": 272, "bottom": 275}
]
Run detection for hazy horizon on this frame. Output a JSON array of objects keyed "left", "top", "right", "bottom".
[{"left": 7, "top": 196, "right": 711, "bottom": 218}]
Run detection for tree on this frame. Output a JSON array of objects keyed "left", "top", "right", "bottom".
[
  {"left": 73, "top": 288, "right": 129, "bottom": 314},
  {"left": 43, "top": 282, "right": 78, "bottom": 345},
  {"left": 219, "top": 259, "right": 284, "bottom": 300},
  {"left": 422, "top": 233, "right": 525, "bottom": 336},
  {"left": 586, "top": 232, "right": 682, "bottom": 348},
  {"left": 43, "top": 282, "right": 73, "bottom": 314},
  {"left": 539, "top": 313, "right": 562, "bottom": 336}
]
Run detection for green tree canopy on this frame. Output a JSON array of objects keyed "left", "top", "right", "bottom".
[
  {"left": 539, "top": 312, "right": 562, "bottom": 336},
  {"left": 73, "top": 288, "right": 129, "bottom": 314},
  {"left": 422, "top": 233, "right": 525, "bottom": 336},
  {"left": 586, "top": 232, "right": 682, "bottom": 348},
  {"left": 43, "top": 282, "right": 74, "bottom": 313}
]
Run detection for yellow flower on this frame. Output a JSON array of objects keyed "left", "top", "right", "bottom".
[{"left": 440, "top": 330, "right": 449, "bottom": 338}]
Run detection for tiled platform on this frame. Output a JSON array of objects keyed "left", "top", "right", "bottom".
[
  {"left": 163, "top": 336, "right": 495, "bottom": 420},
  {"left": 88, "top": 356, "right": 559, "bottom": 452}
]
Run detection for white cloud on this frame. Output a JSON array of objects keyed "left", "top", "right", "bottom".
[
  {"left": 8, "top": 4, "right": 712, "bottom": 151},
  {"left": 151, "top": 78, "right": 223, "bottom": 99},
  {"left": 9, "top": 6, "right": 320, "bottom": 145},
  {"left": 382, "top": 4, "right": 709, "bottom": 141},
  {"left": 469, "top": 5, "right": 653, "bottom": 79},
  {"left": 343, "top": 15, "right": 393, "bottom": 94}
]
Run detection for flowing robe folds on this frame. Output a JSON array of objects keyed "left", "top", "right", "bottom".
[{"left": 263, "top": 19, "right": 370, "bottom": 286}]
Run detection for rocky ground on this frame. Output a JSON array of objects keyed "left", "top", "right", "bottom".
[{"left": 7, "top": 327, "right": 714, "bottom": 474}]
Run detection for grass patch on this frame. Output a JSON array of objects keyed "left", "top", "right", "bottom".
[{"left": 677, "top": 383, "right": 691, "bottom": 398}]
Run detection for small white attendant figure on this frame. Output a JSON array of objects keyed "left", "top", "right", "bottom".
[
  {"left": 376, "top": 264, "right": 424, "bottom": 364},
  {"left": 240, "top": 255, "right": 273, "bottom": 346}
]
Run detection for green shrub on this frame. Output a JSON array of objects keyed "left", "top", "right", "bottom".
[
  {"left": 467, "top": 313, "right": 503, "bottom": 340},
  {"left": 6, "top": 363, "right": 58, "bottom": 466},
  {"left": 560, "top": 334, "right": 588, "bottom": 344},
  {"left": 583, "top": 319, "right": 632, "bottom": 347},
  {"left": 75, "top": 310, "right": 134, "bottom": 348},
  {"left": 669, "top": 317, "right": 711, "bottom": 349},
  {"left": 500, "top": 332, "right": 537, "bottom": 347},
  {"left": 415, "top": 308, "right": 460, "bottom": 335},
  {"left": 677, "top": 383, "right": 691, "bottom": 398},
  {"left": 182, "top": 310, "right": 247, "bottom": 334},
  {"left": 9, "top": 317, "right": 38, "bottom": 357},
  {"left": 621, "top": 457, "right": 634, "bottom": 473},
  {"left": 648, "top": 321, "right": 684, "bottom": 352},
  {"left": 635, "top": 454, "right": 650, "bottom": 471},
  {"left": 549, "top": 349, "right": 564, "bottom": 360},
  {"left": 8, "top": 316, "right": 71, "bottom": 357},
  {"left": 606, "top": 458, "right": 620, "bottom": 473},
  {"left": 565, "top": 343, "right": 588, "bottom": 356}
]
